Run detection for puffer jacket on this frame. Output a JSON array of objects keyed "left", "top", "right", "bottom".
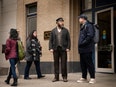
[
  {"left": 5, "top": 38, "right": 17, "bottom": 60},
  {"left": 78, "top": 21, "right": 95, "bottom": 53},
  {"left": 25, "top": 38, "right": 42, "bottom": 61}
]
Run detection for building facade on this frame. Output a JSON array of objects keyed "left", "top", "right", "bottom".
[
  {"left": 0, "top": 0, "right": 17, "bottom": 75},
  {"left": 0, "top": 0, "right": 116, "bottom": 75}
]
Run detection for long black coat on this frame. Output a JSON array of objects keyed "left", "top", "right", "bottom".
[
  {"left": 78, "top": 22, "right": 95, "bottom": 54},
  {"left": 49, "top": 27, "right": 71, "bottom": 51},
  {"left": 25, "top": 38, "right": 41, "bottom": 61}
]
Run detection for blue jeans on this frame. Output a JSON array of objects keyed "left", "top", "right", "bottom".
[
  {"left": 8, "top": 58, "right": 18, "bottom": 78},
  {"left": 24, "top": 61, "right": 42, "bottom": 78}
]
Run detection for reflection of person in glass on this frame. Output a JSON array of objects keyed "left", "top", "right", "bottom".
[
  {"left": 49, "top": 18, "right": 71, "bottom": 82},
  {"left": 24, "top": 30, "right": 45, "bottom": 80},
  {"left": 77, "top": 14, "right": 96, "bottom": 84}
]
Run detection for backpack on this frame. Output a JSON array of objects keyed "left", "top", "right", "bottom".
[
  {"left": 93, "top": 24, "right": 99, "bottom": 44},
  {"left": 85, "top": 23, "right": 99, "bottom": 44},
  {"left": 17, "top": 40, "right": 25, "bottom": 60}
]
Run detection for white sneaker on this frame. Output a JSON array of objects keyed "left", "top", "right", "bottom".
[
  {"left": 77, "top": 78, "right": 88, "bottom": 83},
  {"left": 89, "top": 79, "right": 96, "bottom": 84}
]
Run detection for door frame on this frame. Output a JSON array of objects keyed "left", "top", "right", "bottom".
[{"left": 95, "top": 7, "right": 114, "bottom": 73}]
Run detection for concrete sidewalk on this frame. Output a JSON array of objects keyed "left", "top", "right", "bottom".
[{"left": 0, "top": 73, "right": 116, "bottom": 87}]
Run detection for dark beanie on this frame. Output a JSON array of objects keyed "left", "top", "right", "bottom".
[{"left": 78, "top": 14, "right": 88, "bottom": 20}]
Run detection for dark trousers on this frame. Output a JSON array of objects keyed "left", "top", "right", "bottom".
[
  {"left": 24, "top": 61, "right": 42, "bottom": 78},
  {"left": 53, "top": 46, "right": 67, "bottom": 79},
  {"left": 80, "top": 52, "right": 95, "bottom": 79},
  {"left": 8, "top": 58, "right": 18, "bottom": 78}
]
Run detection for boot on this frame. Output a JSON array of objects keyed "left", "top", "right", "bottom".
[
  {"left": 52, "top": 78, "right": 59, "bottom": 82},
  {"left": 4, "top": 76, "right": 11, "bottom": 84},
  {"left": 52, "top": 75, "right": 59, "bottom": 82},
  {"left": 63, "top": 77, "right": 68, "bottom": 82},
  {"left": 11, "top": 78, "right": 18, "bottom": 86}
]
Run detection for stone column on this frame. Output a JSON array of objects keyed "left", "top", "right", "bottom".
[
  {"left": 69, "top": 0, "right": 81, "bottom": 72},
  {"left": 0, "top": 0, "right": 18, "bottom": 75},
  {"left": 0, "top": 0, "right": 2, "bottom": 30}
]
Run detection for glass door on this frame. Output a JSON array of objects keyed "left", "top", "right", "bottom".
[{"left": 95, "top": 7, "right": 114, "bottom": 73}]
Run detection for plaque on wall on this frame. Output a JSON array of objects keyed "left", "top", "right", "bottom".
[{"left": 44, "top": 31, "right": 51, "bottom": 40}]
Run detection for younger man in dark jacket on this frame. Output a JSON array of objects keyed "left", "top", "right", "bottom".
[{"left": 77, "top": 14, "right": 96, "bottom": 84}]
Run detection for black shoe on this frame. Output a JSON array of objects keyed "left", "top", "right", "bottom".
[
  {"left": 52, "top": 78, "right": 59, "bottom": 82},
  {"left": 5, "top": 80, "right": 10, "bottom": 84},
  {"left": 63, "top": 78, "right": 68, "bottom": 82},
  {"left": 38, "top": 76, "right": 45, "bottom": 79},
  {"left": 11, "top": 78, "right": 18, "bottom": 86},
  {"left": 4, "top": 76, "right": 11, "bottom": 84},
  {"left": 24, "top": 77, "right": 32, "bottom": 80}
]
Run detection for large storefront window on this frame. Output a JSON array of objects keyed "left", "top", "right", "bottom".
[
  {"left": 82, "top": 0, "right": 92, "bottom": 10},
  {"left": 84, "top": 12, "right": 92, "bottom": 22},
  {"left": 81, "top": 0, "right": 92, "bottom": 22}
]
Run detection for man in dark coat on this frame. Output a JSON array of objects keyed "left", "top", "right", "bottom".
[
  {"left": 77, "top": 14, "right": 96, "bottom": 84},
  {"left": 49, "top": 17, "right": 71, "bottom": 82}
]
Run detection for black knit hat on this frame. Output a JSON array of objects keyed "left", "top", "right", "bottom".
[{"left": 56, "top": 17, "right": 64, "bottom": 22}]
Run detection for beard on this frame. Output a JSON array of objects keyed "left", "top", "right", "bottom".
[{"left": 58, "top": 24, "right": 64, "bottom": 28}]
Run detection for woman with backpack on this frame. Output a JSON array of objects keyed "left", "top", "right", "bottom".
[
  {"left": 5, "top": 29, "right": 19, "bottom": 86},
  {"left": 24, "top": 30, "right": 45, "bottom": 79}
]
